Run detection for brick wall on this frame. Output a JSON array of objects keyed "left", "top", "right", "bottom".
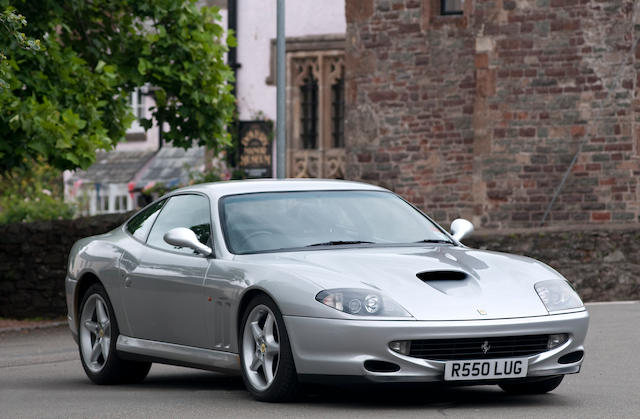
[{"left": 345, "top": 0, "right": 640, "bottom": 229}]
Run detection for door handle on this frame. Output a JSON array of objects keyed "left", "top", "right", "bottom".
[{"left": 124, "top": 277, "right": 132, "bottom": 287}]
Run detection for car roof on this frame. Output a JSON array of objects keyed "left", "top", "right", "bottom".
[{"left": 169, "top": 178, "right": 387, "bottom": 198}]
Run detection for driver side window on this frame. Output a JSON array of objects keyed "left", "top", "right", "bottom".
[{"left": 146, "top": 194, "right": 212, "bottom": 254}]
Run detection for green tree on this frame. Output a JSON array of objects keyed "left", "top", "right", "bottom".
[
  {"left": 0, "top": 7, "right": 41, "bottom": 89},
  {"left": 0, "top": 0, "right": 235, "bottom": 173}
]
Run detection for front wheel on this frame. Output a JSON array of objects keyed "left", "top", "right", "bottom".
[
  {"left": 78, "top": 283, "right": 151, "bottom": 384},
  {"left": 239, "top": 295, "right": 298, "bottom": 402},
  {"left": 499, "top": 375, "right": 564, "bottom": 395}
]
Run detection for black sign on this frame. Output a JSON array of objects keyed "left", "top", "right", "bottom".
[{"left": 239, "top": 121, "right": 273, "bottom": 178}]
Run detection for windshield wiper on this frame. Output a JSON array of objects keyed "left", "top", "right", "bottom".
[
  {"left": 305, "top": 240, "right": 375, "bottom": 247},
  {"left": 413, "top": 239, "right": 454, "bottom": 245}
]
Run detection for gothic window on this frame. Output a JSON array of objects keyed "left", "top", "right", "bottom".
[
  {"left": 331, "top": 75, "right": 345, "bottom": 149},
  {"left": 300, "top": 69, "right": 318, "bottom": 150},
  {"left": 289, "top": 53, "right": 345, "bottom": 179}
]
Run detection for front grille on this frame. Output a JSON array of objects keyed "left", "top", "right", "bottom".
[{"left": 408, "top": 335, "right": 550, "bottom": 360}]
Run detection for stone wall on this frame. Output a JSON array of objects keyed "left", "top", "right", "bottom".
[
  {"left": 1, "top": 214, "right": 637, "bottom": 318},
  {"left": 0, "top": 213, "right": 131, "bottom": 319},
  {"left": 345, "top": 0, "right": 640, "bottom": 229},
  {"left": 466, "top": 226, "right": 640, "bottom": 302}
]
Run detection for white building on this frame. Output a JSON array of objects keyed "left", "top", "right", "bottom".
[
  {"left": 233, "top": 0, "right": 347, "bottom": 178},
  {"left": 65, "top": 0, "right": 347, "bottom": 216}
]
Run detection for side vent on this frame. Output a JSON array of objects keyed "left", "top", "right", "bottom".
[{"left": 416, "top": 270, "right": 468, "bottom": 282}]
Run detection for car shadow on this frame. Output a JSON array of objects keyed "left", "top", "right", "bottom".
[
  {"left": 298, "top": 383, "right": 574, "bottom": 409},
  {"left": 51, "top": 365, "right": 577, "bottom": 412},
  {"left": 140, "top": 369, "right": 246, "bottom": 392},
  {"left": 134, "top": 369, "right": 576, "bottom": 410}
]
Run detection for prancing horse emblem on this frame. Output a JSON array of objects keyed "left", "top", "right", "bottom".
[{"left": 481, "top": 340, "right": 491, "bottom": 355}]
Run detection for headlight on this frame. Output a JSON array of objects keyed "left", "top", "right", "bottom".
[
  {"left": 534, "top": 280, "right": 584, "bottom": 313},
  {"left": 315, "top": 288, "right": 412, "bottom": 317}
]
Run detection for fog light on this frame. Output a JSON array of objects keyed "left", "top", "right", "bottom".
[
  {"left": 548, "top": 333, "right": 569, "bottom": 350},
  {"left": 389, "top": 340, "right": 411, "bottom": 355}
]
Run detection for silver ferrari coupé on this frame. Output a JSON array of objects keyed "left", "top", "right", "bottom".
[{"left": 65, "top": 179, "right": 588, "bottom": 401}]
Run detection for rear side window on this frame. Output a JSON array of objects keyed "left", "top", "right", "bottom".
[
  {"left": 146, "top": 194, "right": 212, "bottom": 254},
  {"left": 126, "top": 200, "right": 166, "bottom": 241}
]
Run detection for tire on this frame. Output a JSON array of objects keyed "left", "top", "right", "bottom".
[
  {"left": 499, "top": 375, "right": 564, "bottom": 395},
  {"left": 78, "top": 283, "right": 151, "bottom": 384},
  {"left": 239, "top": 294, "right": 299, "bottom": 402}
]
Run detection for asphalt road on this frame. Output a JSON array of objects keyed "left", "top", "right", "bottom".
[{"left": 0, "top": 302, "right": 638, "bottom": 418}]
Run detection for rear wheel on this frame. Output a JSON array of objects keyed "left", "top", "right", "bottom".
[
  {"left": 239, "top": 295, "right": 298, "bottom": 402},
  {"left": 78, "top": 283, "right": 151, "bottom": 384},
  {"left": 499, "top": 376, "right": 564, "bottom": 395}
]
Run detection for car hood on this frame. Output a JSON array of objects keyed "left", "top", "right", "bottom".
[{"left": 246, "top": 245, "right": 558, "bottom": 321}]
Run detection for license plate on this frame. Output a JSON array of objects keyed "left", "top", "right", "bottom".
[{"left": 444, "top": 358, "right": 528, "bottom": 381}]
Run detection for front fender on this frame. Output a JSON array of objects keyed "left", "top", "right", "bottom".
[{"left": 66, "top": 238, "right": 129, "bottom": 337}]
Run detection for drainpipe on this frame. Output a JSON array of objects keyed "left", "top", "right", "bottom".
[
  {"left": 276, "top": 0, "right": 286, "bottom": 178},
  {"left": 223, "top": 0, "right": 240, "bottom": 172},
  {"left": 228, "top": 0, "right": 239, "bottom": 98}
]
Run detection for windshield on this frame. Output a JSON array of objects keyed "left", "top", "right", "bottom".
[{"left": 220, "top": 190, "right": 452, "bottom": 254}]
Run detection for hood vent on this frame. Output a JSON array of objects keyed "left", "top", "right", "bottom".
[{"left": 416, "top": 270, "right": 468, "bottom": 282}]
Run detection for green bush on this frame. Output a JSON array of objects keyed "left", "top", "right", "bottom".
[
  {"left": 0, "top": 159, "right": 74, "bottom": 224},
  {"left": 0, "top": 194, "right": 74, "bottom": 224}
]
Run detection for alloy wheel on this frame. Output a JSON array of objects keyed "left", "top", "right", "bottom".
[
  {"left": 79, "top": 294, "right": 111, "bottom": 373},
  {"left": 241, "top": 304, "right": 281, "bottom": 391}
]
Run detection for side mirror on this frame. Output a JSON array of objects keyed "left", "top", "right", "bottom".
[
  {"left": 163, "top": 227, "right": 213, "bottom": 256},
  {"left": 450, "top": 218, "right": 474, "bottom": 241}
]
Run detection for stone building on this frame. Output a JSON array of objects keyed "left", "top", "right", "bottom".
[{"left": 344, "top": 0, "right": 640, "bottom": 229}]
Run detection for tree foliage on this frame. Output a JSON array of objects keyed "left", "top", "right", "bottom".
[
  {"left": 0, "top": 0, "right": 235, "bottom": 173},
  {"left": 0, "top": 7, "right": 41, "bottom": 88}
]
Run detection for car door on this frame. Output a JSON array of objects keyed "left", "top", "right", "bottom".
[{"left": 121, "top": 193, "right": 213, "bottom": 348}]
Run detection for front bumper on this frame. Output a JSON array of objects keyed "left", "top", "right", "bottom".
[{"left": 284, "top": 310, "right": 588, "bottom": 383}]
